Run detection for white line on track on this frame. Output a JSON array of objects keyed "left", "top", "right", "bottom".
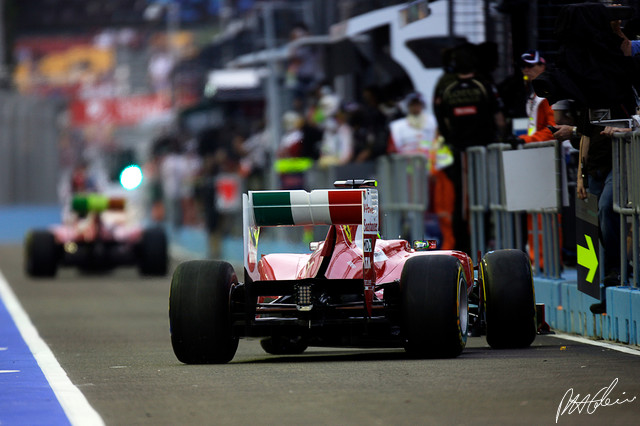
[
  {"left": 0, "top": 270, "right": 104, "bottom": 426},
  {"left": 550, "top": 332, "right": 640, "bottom": 356},
  {"left": 0, "top": 370, "right": 20, "bottom": 373}
]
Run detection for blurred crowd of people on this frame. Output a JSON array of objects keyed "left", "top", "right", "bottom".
[{"left": 145, "top": 36, "right": 526, "bottom": 258}]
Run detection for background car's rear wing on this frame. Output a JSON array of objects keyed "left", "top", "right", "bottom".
[
  {"left": 243, "top": 187, "right": 379, "bottom": 311},
  {"left": 71, "top": 194, "right": 126, "bottom": 214}
]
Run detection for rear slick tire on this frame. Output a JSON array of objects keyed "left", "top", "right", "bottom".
[
  {"left": 401, "top": 255, "right": 468, "bottom": 358},
  {"left": 169, "top": 260, "right": 239, "bottom": 364},
  {"left": 25, "top": 230, "right": 58, "bottom": 277},
  {"left": 481, "top": 249, "right": 537, "bottom": 349}
]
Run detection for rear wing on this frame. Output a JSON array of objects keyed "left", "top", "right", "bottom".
[
  {"left": 248, "top": 189, "right": 372, "bottom": 227},
  {"left": 243, "top": 188, "right": 379, "bottom": 306},
  {"left": 71, "top": 194, "right": 126, "bottom": 215}
]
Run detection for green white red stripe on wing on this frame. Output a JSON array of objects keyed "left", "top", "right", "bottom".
[{"left": 250, "top": 190, "right": 364, "bottom": 227}]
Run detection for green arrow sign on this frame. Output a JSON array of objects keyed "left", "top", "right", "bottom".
[
  {"left": 577, "top": 234, "right": 598, "bottom": 283},
  {"left": 576, "top": 193, "right": 600, "bottom": 299}
]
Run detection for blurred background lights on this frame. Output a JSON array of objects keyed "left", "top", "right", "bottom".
[{"left": 120, "top": 165, "right": 143, "bottom": 190}]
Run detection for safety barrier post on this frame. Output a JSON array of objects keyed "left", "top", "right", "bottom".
[
  {"left": 376, "top": 155, "right": 428, "bottom": 241},
  {"left": 613, "top": 131, "right": 640, "bottom": 288},
  {"left": 467, "top": 147, "right": 487, "bottom": 262},
  {"left": 376, "top": 157, "right": 395, "bottom": 238},
  {"left": 532, "top": 212, "right": 541, "bottom": 276},
  {"left": 633, "top": 133, "right": 640, "bottom": 288},
  {"left": 487, "top": 143, "right": 520, "bottom": 250}
]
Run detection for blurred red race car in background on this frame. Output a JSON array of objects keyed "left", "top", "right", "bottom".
[{"left": 25, "top": 193, "right": 167, "bottom": 277}]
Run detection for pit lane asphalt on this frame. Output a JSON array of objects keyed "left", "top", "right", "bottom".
[{"left": 1, "top": 244, "right": 640, "bottom": 425}]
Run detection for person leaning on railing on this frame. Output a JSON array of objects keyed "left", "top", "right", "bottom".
[
  {"left": 551, "top": 9, "right": 640, "bottom": 313},
  {"left": 551, "top": 102, "right": 628, "bottom": 316}
]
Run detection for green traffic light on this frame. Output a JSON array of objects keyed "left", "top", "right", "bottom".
[{"left": 120, "top": 165, "right": 143, "bottom": 190}]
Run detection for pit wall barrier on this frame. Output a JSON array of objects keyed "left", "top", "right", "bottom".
[
  {"left": 466, "top": 136, "right": 639, "bottom": 346},
  {"left": 467, "top": 141, "right": 563, "bottom": 276},
  {"left": 535, "top": 277, "right": 640, "bottom": 345}
]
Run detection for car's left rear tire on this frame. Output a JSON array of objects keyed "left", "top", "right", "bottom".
[
  {"left": 138, "top": 227, "right": 167, "bottom": 276},
  {"left": 401, "top": 255, "right": 468, "bottom": 358},
  {"left": 25, "top": 230, "right": 58, "bottom": 278},
  {"left": 169, "top": 260, "right": 239, "bottom": 364}
]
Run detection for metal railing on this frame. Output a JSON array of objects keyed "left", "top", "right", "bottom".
[
  {"left": 467, "top": 146, "right": 488, "bottom": 261},
  {"left": 612, "top": 131, "right": 640, "bottom": 288},
  {"left": 486, "top": 143, "right": 523, "bottom": 251},
  {"left": 466, "top": 141, "right": 562, "bottom": 277},
  {"left": 377, "top": 155, "right": 429, "bottom": 241},
  {"left": 467, "top": 143, "right": 527, "bottom": 264}
]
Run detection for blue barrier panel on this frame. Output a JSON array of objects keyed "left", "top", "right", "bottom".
[
  {"left": 560, "top": 281, "right": 601, "bottom": 337},
  {"left": 534, "top": 278, "right": 563, "bottom": 329},
  {"left": 606, "top": 286, "right": 634, "bottom": 343},
  {"left": 581, "top": 286, "right": 601, "bottom": 338},
  {"left": 563, "top": 282, "right": 580, "bottom": 335},
  {"left": 596, "top": 313, "right": 610, "bottom": 340},
  {"left": 628, "top": 287, "right": 640, "bottom": 345},
  {"left": 560, "top": 282, "right": 581, "bottom": 333},
  {"left": 556, "top": 283, "right": 569, "bottom": 332}
]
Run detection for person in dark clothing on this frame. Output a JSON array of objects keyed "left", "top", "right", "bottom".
[
  {"left": 573, "top": 115, "right": 625, "bottom": 314},
  {"left": 300, "top": 118, "right": 323, "bottom": 161},
  {"left": 195, "top": 155, "right": 221, "bottom": 258},
  {"left": 534, "top": 3, "right": 639, "bottom": 113},
  {"left": 543, "top": 3, "right": 639, "bottom": 314},
  {"left": 440, "top": 46, "right": 503, "bottom": 151},
  {"left": 352, "top": 86, "right": 390, "bottom": 162},
  {"left": 432, "top": 47, "right": 458, "bottom": 141},
  {"left": 439, "top": 47, "right": 504, "bottom": 253}
]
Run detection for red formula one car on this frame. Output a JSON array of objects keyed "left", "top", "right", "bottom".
[
  {"left": 25, "top": 193, "right": 167, "bottom": 277},
  {"left": 170, "top": 180, "right": 538, "bottom": 363}
]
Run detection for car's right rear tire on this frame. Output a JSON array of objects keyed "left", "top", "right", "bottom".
[
  {"left": 401, "top": 255, "right": 468, "bottom": 358},
  {"left": 169, "top": 260, "right": 239, "bottom": 364},
  {"left": 481, "top": 249, "right": 536, "bottom": 349},
  {"left": 25, "top": 230, "right": 58, "bottom": 277}
]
